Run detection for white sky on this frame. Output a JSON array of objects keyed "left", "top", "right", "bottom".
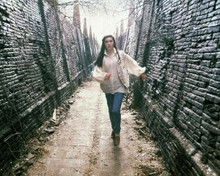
[{"left": 58, "top": 0, "right": 130, "bottom": 44}]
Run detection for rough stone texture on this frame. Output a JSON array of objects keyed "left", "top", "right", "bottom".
[
  {"left": 0, "top": 0, "right": 98, "bottom": 174},
  {"left": 122, "top": 0, "right": 220, "bottom": 175}
]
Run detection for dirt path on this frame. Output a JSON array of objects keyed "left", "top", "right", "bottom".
[{"left": 27, "top": 80, "right": 169, "bottom": 176}]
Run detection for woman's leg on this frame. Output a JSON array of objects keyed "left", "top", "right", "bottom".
[
  {"left": 112, "top": 92, "right": 124, "bottom": 134},
  {"left": 105, "top": 93, "right": 115, "bottom": 131}
]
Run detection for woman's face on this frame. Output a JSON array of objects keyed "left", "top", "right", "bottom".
[{"left": 104, "top": 37, "right": 114, "bottom": 50}]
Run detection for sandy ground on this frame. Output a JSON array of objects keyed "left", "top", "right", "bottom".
[{"left": 27, "top": 80, "right": 169, "bottom": 176}]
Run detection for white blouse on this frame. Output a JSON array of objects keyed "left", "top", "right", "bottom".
[
  {"left": 102, "top": 51, "right": 128, "bottom": 94},
  {"left": 92, "top": 48, "right": 146, "bottom": 94}
]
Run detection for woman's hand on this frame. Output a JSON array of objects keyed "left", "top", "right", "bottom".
[
  {"left": 105, "top": 73, "right": 111, "bottom": 80},
  {"left": 141, "top": 73, "right": 147, "bottom": 81}
]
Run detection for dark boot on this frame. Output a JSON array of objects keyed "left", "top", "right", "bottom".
[
  {"left": 111, "top": 131, "right": 115, "bottom": 139},
  {"left": 114, "top": 134, "right": 120, "bottom": 146}
]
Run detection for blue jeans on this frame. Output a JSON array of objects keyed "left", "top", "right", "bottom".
[{"left": 105, "top": 92, "right": 124, "bottom": 134}]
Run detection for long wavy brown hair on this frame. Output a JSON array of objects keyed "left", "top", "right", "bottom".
[{"left": 94, "top": 35, "right": 121, "bottom": 67}]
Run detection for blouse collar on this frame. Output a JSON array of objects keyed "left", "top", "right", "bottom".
[{"left": 104, "top": 48, "right": 117, "bottom": 56}]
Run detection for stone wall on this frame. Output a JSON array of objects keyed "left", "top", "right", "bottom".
[
  {"left": 123, "top": 0, "right": 220, "bottom": 175},
  {"left": 0, "top": 0, "right": 98, "bottom": 174}
]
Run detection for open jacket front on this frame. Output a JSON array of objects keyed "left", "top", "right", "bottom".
[{"left": 92, "top": 49, "right": 146, "bottom": 93}]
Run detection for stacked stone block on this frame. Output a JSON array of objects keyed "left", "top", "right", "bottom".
[
  {"left": 123, "top": 0, "right": 220, "bottom": 175},
  {"left": 0, "top": 0, "right": 97, "bottom": 174}
]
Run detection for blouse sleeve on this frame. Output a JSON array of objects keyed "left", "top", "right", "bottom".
[
  {"left": 92, "top": 65, "right": 108, "bottom": 83},
  {"left": 122, "top": 51, "right": 146, "bottom": 77}
]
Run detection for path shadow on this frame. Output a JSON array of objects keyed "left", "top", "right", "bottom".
[{"left": 111, "top": 145, "right": 122, "bottom": 176}]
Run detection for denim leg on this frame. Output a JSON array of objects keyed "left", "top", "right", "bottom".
[
  {"left": 105, "top": 94, "right": 114, "bottom": 130},
  {"left": 112, "top": 92, "right": 124, "bottom": 134}
]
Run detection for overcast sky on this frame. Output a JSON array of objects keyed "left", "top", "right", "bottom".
[{"left": 58, "top": 0, "right": 130, "bottom": 44}]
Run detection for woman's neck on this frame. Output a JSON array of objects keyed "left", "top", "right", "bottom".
[{"left": 106, "top": 48, "right": 114, "bottom": 55}]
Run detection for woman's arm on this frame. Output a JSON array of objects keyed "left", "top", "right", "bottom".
[
  {"left": 92, "top": 65, "right": 108, "bottom": 83},
  {"left": 122, "top": 51, "right": 146, "bottom": 77}
]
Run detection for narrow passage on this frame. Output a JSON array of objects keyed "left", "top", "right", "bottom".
[{"left": 27, "top": 80, "right": 168, "bottom": 176}]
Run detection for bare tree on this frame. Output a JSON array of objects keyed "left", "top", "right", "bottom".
[
  {"left": 58, "top": 0, "right": 107, "bottom": 14},
  {"left": 57, "top": 0, "right": 146, "bottom": 19}
]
